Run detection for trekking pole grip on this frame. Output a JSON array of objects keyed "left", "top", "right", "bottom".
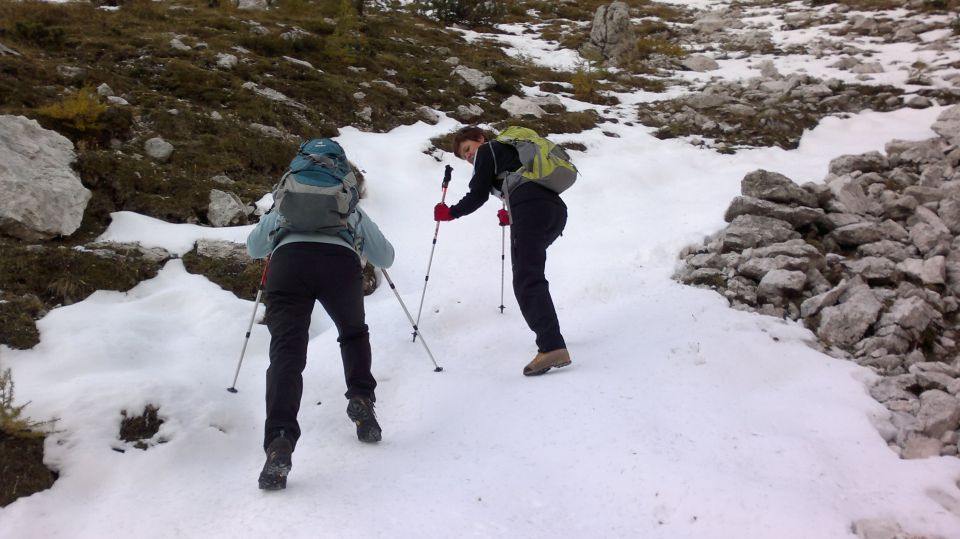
[{"left": 441, "top": 164, "right": 452, "bottom": 189}]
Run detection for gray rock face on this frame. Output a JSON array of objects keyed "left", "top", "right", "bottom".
[
  {"left": 717, "top": 214, "right": 800, "bottom": 252},
  {"left": 724, "top": 196, "right": 824, "bottom": 227},
  {"left": 682, "top": 54, "right": 719, "bottom": 72},
  {"left": 144, "top": 137, "right": 174, "bottom": 162},
  {"left": 581, "top": 2, "right": 634, "bottom": 64},
  {"left": 0, "top": 42, "right": 21, "bottom": 57},
  {"left": 758, "top": 269, "right": 806, "bottom": 299},
  {"left": 500, "top": 96, "right": 546, "bottom": 118},
  {"left": 931, "top": 104, "right": 960, "bottom": 145},
  {"left": 236, "top": 0, "right": 270, "bottom": 9},
  {"left": 453, "top": 66, "right": 496, "bottom": 92},
  {"left": 827, "top": 174, "right": 882, "bottom": 216},
  {"left": 817, "top": 288, "right": 883, "bottom": 347},
  {"left": 207, "top": 189, "right": 249, "bottom": 227},
  {"left": 196, "top": 238, "right": 249, "bottom": 263},
  {"left": 918, "top": 390, "right": 960, "bottom": 439},
  {"left": 829, "top": 151, "right": 889, "bottom": 176},
  {"left": 456, "top": 104, "right": 484, "bottom": 121},
  {"left": 741, "top": 169, "right": 818, "bottom": 207},
  {"left": 0, "top": 115, "right": 92, "bottom": 240},
  {"left": 241, "top": 82, "right": 306, "bottom": 110}
]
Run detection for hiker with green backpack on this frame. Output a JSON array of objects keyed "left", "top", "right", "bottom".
[
  {"left": 246, "top": 138, "right": 394, "bottom": 490},
  {"left": 435, "top": 125, "right": 577, "bottom": 377}
]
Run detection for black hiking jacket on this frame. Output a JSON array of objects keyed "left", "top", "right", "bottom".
[{"left": 449, "top": 141, "right": 562, "bottom": 218}]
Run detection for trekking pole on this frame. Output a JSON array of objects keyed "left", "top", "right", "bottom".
[
  {"left": 413, "top": 164, "right": 453, "bottom": 342},
  {"left": 498, "top": 204, "right": 509, "bottom": 314},
  {"left": 382, "top": 268, "right": 443, "bottom": 372},
  {"left": 227, "top": 257, "right": 270, "bottom": 393}
]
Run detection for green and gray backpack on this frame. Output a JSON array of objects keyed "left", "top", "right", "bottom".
[{"left": 494, "top": 126, "right": 578, "bottom": 198}]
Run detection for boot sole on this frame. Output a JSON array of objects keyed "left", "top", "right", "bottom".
[
  {"left": 258, "top": 448, "right": 292, "bottom": 490},
  {"left": 347, "top": 401, "right": 382, "bottom": 443},
  {"left": 523, "top": 359, "right": 572, "bottom": 377},
  {"left": 258, "top": 460, "right": 291, "bottom": 490}
]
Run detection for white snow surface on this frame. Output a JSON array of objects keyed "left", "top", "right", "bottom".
[{"left": 4, "top": 2, "right": 960, "bottom": 539}]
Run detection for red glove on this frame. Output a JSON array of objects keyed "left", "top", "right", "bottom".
[
  {"left": 434, "top": 203, "right": 453, "bottom": 221},
  {"left": 497, "top": 208, "right": 510, "bottom": 226}
]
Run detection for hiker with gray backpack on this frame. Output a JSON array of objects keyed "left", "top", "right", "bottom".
[
  {"left": 246, "top": 138, "right": 394, "bottom": 490},
  {"left": 435, "top": 126, "right": 577, "bottom": 377}
]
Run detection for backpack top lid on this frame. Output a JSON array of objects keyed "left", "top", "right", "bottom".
[
  {"left": 289, "top": 138, "right": 353, "bottom": 187},
  {"left": 271, "top": 138, "right": 362, "bottom": 248}
]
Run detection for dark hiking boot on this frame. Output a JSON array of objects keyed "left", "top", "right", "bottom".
[
  {"left": 258, "top": 434, "right": 293, "bottom": 490},
  {"left": 346, "top": 397, "right": 382, "bottom": 443},
  {"left": 523, "top": 348, "right": 572, "bottom": 376}
]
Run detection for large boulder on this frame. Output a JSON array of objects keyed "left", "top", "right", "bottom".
[
  {"left": 817, "top": 287, "right": 883, "bottom": 347},
  {"left": 453, "top": 66, "right": 496, "bottom": 92},
  {"left": 741, "top": 169, "right": 818, "bottom": 207},
  {"left": 0, "top": 115, "right": 91, "bottom": 240},
  {"left": 207, "top": 189, "right": 249, "bottom": 227},
  {"left": 500, "top": 96, "right": 546, "bottom": 118},
  {"left": 580, "top": 2, "right": 634, "bottom": 64},
  {"left": 931, "top": 104, "right": 960, "bottom": 146}
]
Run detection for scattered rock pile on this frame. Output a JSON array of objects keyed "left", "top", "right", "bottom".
[
  {"left": 638, "top": 70, "right": 906, "bottom": 151},
  {"left": 675, "top": 105, "right": 960, "bottom": 459}
]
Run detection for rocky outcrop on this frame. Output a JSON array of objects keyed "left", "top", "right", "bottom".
[
  {"left": 676, "top": 105, "right": 960, "bottom": 460},
  {"left": 500, "top": 96, "right": 546, "bottom": 118},
  {"left": 580, "top": 2, "right": 634, "bottom": 65},
  {"left": 638, "top": 73, "right": 906, "bottom": 151},
  {"left": 0, "top": 115, "right": 92, "bottom": 240},
  {"left": 207, "top": 189, "right": 251, "bottom": 227},
  {"left": 452, "top": 65, "right": 496, "bottom": 92}
]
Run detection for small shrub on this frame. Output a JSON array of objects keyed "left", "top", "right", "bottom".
[
  {"left": 634, "top": 37, "right": 685, "bottom": 61},
  {"left": 570, "top": 64, "right": 619, "bottom": 105},
  {"left": 572, "top": 65, "right": 600, "bottom": 100},
  {"left": 11, "top": 20, "right": 65, "bottom": 48},
  {"left": 415, "top": 0, "right": 508, "bottom": 28},
  {"left": 0, "top": 367, "right": 49, "bottom": 438},
  {"left": 35, "top": 86, "right": 108, "bottom": 132},
  {"left": 0, "top": 366, "right": 58, "bottom": 508},
  {"left": 325, "top": 0, "right": 368, "bottom": 64}
]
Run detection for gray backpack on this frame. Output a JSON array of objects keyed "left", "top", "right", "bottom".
[{"left": 271, "top": 138, "right": 364, "bottom": 251}]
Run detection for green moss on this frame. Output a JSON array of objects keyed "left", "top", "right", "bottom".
[
  {"left": 0, "top": 429, "right": 58, "bottom": 507},
  {"left": 0, "top": 242, "right": 162, "bottom": 349},
  {"left": 0, "top": 297, "right": 42, "bottom": 351},
  {"left": 494, "top": 110, "right": 601, "bottom": 136},
  {"left": 182, "top": 250, "right": 264, "bottom": 301}
]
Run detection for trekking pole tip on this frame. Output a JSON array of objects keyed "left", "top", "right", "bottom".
[
  {"left": 227, "top": 387, "right": 238, "bottom": 394},
  {"left": 434, "top": 366, "right": 443, "bottom": 372}
]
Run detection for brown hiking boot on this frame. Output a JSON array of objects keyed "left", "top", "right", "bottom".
[{"left": 523, "top": 348, "right": 572, "bottom": 376}]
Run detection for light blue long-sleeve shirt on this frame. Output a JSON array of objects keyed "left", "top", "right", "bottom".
[{"left": 246, "top": 207, "right": 395, "bottom": 268}]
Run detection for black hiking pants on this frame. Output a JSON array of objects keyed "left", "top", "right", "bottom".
[
  {"left": 262, "top": 242, "right": 376, "bottom": 451},
  {"left": 510, "top": 197, "right": 567, "bottom": 353}
]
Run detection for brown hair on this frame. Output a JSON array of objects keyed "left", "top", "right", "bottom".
[{"left": 452, "top": 126, "right": 494, "bottom": 158}]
